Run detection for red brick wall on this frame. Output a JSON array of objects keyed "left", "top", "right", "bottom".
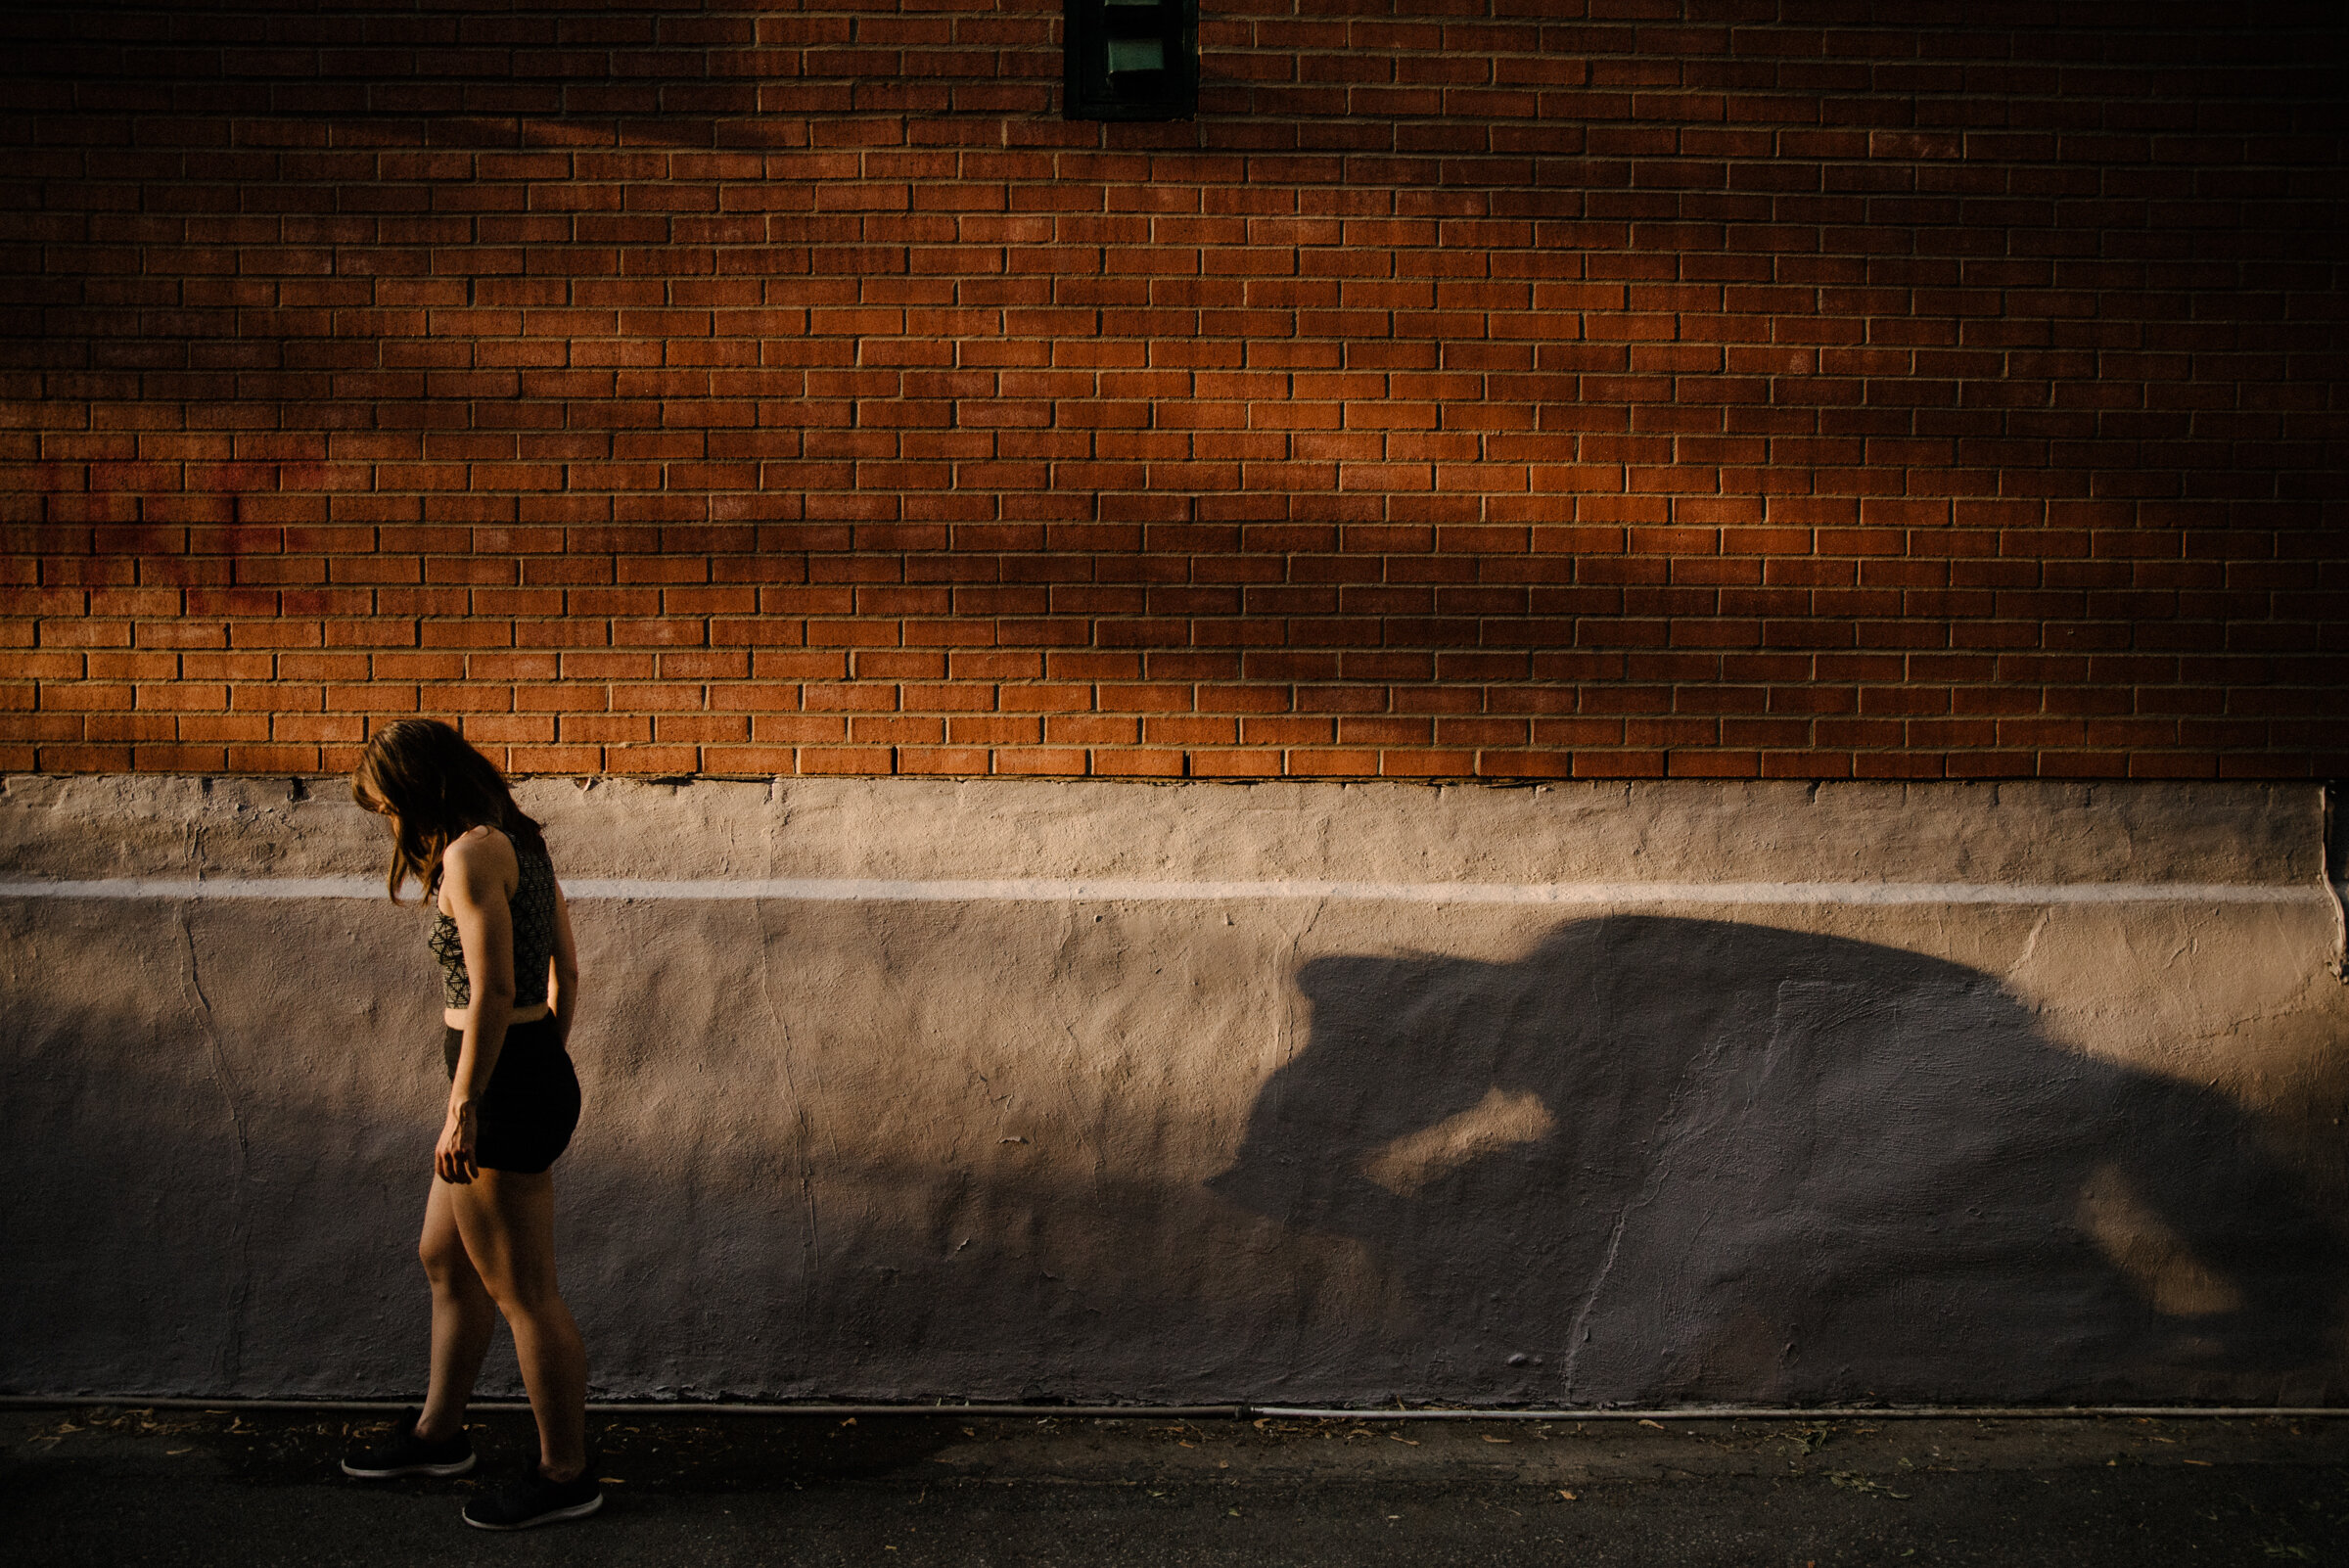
[{"left": 4, "top": 1, "right": 2344, "bottom": 780}]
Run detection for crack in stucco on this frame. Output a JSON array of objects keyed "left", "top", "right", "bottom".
[
  {"left": 1558, "top": 1025, "right": 1734, "bottom": 1400},
  {"left": 751, "top": 897, "right": 821, "bottom": 1341},
  {"left": 1266, "top": 895, "right": 1333, "bottom": 1137},
  {"left": 2011, "top": 906, "right": 2052, "bottom": 981},
  {"left": 178, "top": 907, "right": 251, "bottom": 1390},
  {"left": 1053, "top": 1016, "right": 1108, "bottom": 1199},
  {"left": 1558, "top": 1199, "right": 1634, "bottom": 1398},
  {"left": 2324, "top": 782, "right": 2348, "bottom": 984}
]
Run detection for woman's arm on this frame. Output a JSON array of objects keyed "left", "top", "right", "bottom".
[
  {"left": 438, "top": 828, "right": 519, "bottom": 1184},
  {"left": 546, "top": 877, "right": 579, "bottom": 1048}
]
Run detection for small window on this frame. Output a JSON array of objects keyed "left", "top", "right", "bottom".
[{"left": 1064, "top": 0, "right": 1197, "bottom": 121}]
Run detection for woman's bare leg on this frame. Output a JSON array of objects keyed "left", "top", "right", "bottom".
[
  {"left": 450, "top": 1168, "right": 588, "bottom": 1481},
  {"left": 416, "top": 1177, "right": 497, "bottom": 1443}
]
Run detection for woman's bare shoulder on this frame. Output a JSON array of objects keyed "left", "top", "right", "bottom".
[{"left": 441, "top": 824, "right": 521, "bottom": 887}]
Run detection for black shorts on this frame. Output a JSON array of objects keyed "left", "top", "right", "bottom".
[{"left": 442, "top": 1015, "right": 580, "bottom": 1175}]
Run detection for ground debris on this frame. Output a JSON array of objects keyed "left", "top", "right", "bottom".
[
  {"left": 1826, "top": 1470, "right": 1910, "bottom": 1499},
  {"left": 1780, "top": 1423, "right": 1838, "bottom": 1456}
]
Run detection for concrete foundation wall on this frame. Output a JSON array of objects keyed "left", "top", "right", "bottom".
[{"left": 3, "top": 776, "right": 2345, "bottom": 1406}]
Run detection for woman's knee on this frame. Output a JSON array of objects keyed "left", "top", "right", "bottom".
[
  {"left": 450, "top": 1172, "right": 557, "bottom": 1306},
  {"left": 473, "top": 1259, "right": 563, "bottom": 1317},
  {"left": 418, "top": 1226, "right": 479, "bottom": 1290}
]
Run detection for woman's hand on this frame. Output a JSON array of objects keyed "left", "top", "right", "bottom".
[{"left": 437, "top": 1099, "right": 480, "bottom": 1184}]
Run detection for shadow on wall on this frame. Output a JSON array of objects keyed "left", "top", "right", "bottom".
[
  {"left": 7, "top": 899, "right": 2344, "bottom": 1406},
  {"left": 1212, "top": 917, "right": 2348, "bottom": 1407}
]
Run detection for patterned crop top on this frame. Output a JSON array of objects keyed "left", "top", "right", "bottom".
[{"left": 428, "top": 835, "right": 559, "bottom": 1010}]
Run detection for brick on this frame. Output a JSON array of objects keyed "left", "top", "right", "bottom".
[{"left": 3, "top": 13, "right": 2341, "bottom": 782}]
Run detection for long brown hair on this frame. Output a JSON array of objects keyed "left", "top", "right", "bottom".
[{"left": 351, "top": 718, "right": 547, "bottom": 902}]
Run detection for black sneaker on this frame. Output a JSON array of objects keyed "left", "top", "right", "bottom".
[
  {"left": 340, "top": 1411, "right": 475, "bottom": 1479},
  {"left": 461, "top": 1463, "right": 603, "bottom": 1531}
]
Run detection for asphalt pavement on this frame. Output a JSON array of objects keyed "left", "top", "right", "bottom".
[{"left": 4, "top": 1404, "right": 2344, "bottom": 1566}]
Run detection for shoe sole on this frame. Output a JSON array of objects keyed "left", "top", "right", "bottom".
[
  {"left": 462, "top": 1493, "right": 604, "bottom": 1531},
  {"left": 341, "top": 1454, "right": 477, "bottom": 1480}
]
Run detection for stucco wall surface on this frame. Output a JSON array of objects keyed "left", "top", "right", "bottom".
[{"left": 3, "top": 776, "right": 2344, "bottom": 1406}]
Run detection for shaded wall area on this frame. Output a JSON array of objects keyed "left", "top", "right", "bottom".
[
  {"left": 1219, "top": 919, "right": 2341, "bottom": 1403},
  {"left": 2, "top": 775, "right": 2345, "bottom": 1404}
]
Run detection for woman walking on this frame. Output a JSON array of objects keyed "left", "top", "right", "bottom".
[{"left": 339, "top": 718, "right": 600, "bottom": 1530}]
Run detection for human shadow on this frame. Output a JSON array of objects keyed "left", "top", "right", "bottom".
[{"left": 1210, "top": 917, "right": 2348, "bottom": 1406}]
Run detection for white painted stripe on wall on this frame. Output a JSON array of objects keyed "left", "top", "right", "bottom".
[
  {"left": 0, "top": 875, "right": 2333, "bottom": 907},
  {"left": 3, "top": 876, "right": 386, "bottom": 900}
]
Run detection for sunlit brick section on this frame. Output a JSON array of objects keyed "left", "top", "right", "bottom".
[{"left": 2, "top": 1, "right": 2343, "bottom": 780}]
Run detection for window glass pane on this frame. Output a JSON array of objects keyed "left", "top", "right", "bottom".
[{"left": 1105, "top": 37, "right": 1165, "bottom": 73}]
